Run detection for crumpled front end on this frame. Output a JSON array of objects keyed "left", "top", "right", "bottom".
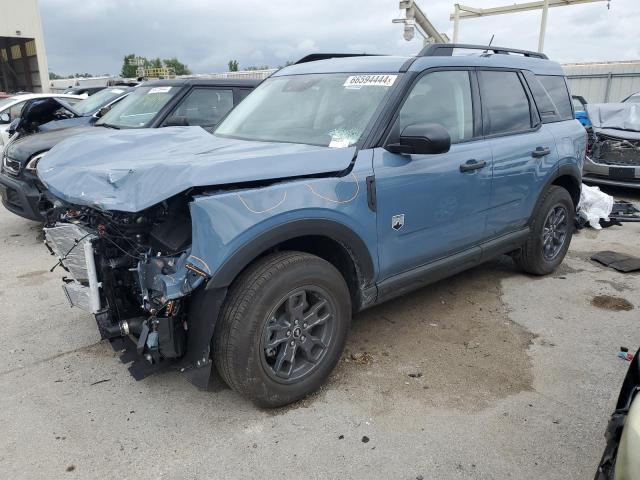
[
  {"left": 584, "top": 103, "right": 640, "bottom": 188},
  {"left": 43, "top": 198, "right": 205, "bottom": 371}
]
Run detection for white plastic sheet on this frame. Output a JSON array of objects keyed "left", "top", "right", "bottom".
[{"left": 577, "top": 184, "right": 614, "bottom": 229}]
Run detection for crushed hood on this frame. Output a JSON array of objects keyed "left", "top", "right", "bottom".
[
  {"left": 586, "top": 103, "right": 640, "bottom": 139},
  {"left": 38, "top": 127, "right": 356, "bottom": 212}
]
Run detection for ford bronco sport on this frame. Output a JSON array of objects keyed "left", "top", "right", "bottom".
[{"left": 38, "top": 44, "right": 586, "bottom": 407}]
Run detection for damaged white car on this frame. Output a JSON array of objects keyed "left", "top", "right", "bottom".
[{"left": 584, "top": 103, "right": 640, "bottom": 189}]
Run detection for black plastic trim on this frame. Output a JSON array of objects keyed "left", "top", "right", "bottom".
[
  {"left": 375, "top": 228, "right": 530, "bottom": 304},
  {"left": 366, "top": 175, "right": 377, "bottom": 212},
  {"left": 419, "top": 43, "right": 548, "bottom": 60},
  {"left": 206, "top": 218, "right": 376, "bottom": 289}
]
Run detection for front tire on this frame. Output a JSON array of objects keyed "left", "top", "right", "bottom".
[
  {"left": 514, "top": 186, "right": 574, "bottom": 275},
  {"left": 213, "top": 251, "right": 351, "bottom": 407}
]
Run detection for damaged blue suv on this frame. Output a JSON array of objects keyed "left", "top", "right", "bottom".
[{"left": 38, "top": 45, "right": 586, "bottom": 407}]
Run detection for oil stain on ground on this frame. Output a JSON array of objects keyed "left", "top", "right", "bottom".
[
  {"left": 327, "top": 258, "right": 535, "bottom": 413},
  {"left": 591, "top": 295, "right": 634, "bottom": 311}
]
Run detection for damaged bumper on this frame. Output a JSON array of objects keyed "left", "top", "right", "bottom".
[{"left": 43, "top": 220, "right": 208, "bottom": 379}]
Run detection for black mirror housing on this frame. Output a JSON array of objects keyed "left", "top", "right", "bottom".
[
  {"left": 7, "top": 117, "right": 21, "bottom": 136},
  {"left": 386, "top": 123, "right": 451, "bottom": 155},
  {"left": 97, "top": 106, "right": 111, "bottom": 118}
]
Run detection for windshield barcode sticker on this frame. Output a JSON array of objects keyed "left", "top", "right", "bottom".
[
  {"left": 343, "top": 75, "right": 397, "bottom": 88},
  {"left": 148, "top": 86, "right": 172, "bottom": 94}
]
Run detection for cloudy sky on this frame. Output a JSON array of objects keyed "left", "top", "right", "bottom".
[{"left": 40, "top": 0, "right": 639, "bottom": 75}]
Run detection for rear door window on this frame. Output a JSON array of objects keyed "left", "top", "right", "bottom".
[
  {"left": 479, "top": 71, "right": 533, "bottom": 135},
  {"left": 536, "top": 75, "right": 573, "bottom": 120}
]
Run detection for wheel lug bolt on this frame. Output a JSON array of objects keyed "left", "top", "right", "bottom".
[
  {"left": 286, "top": 330, "right": 291, "bottom": 336},
  {"left": 303, "top": 322, "right": 308, "bottom": 328},
  {"left": 290, "top": 341, "right": 295, "bottom": 346},
  {"left": 294, "top": 320, "right": 299, "bottom": 325},
  {"left": 301, "top": 336, "right": 306, "bottom": 341}
]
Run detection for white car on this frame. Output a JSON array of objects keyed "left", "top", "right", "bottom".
[{"left": 0, "top": 93, "right": 83, "bottom": 153}]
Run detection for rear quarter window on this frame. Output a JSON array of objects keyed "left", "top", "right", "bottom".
[
  {"left": 479, "top": 70, "right": 533, "bottom": 135},
  {"left": 536, "top": 75, "right": 573, "bottom": 121}
]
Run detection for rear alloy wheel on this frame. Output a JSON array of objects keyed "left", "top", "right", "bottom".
[
  {"left": 213, "top": 251, "right": 351, "bottom": 407},
  {"left": 514, "top": 185, "right": 574, "bottom": 275}
]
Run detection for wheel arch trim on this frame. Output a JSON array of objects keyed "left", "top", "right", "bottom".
[{"left": 205, "top": 218, "right": 376, "bottom": 290}]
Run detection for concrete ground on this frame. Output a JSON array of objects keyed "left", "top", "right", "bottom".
[{"left": 0, "top": 187, "right": 638, "bottom": 480}]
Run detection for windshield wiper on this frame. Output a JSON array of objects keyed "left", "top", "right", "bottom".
[{"left": 100, "top": 123, "right": 120, "bottom": 130}]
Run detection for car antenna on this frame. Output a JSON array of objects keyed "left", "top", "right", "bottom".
[{"left": 482, "top": 35, "right": 495, "bottom": 56}]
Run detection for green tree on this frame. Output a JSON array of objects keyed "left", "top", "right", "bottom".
[
  {"left": 163, "top": 57, "right": 191, "bottom": 75},
  {"left": 228, "top": 59, "right": 239, "bottom": 72},
  {"left": 245, "top": 64, "right": 270, "bottom": 71},
  {"left": 121, "top": 54, "right": 138, "bottom": 78},
  {"left": 146, "top": 57, "right": 163, "bottom": 69},
  {"left": 48, "top": 72, "right": 64, "bottom": 80}
]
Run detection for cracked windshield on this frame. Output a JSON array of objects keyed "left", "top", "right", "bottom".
[{"left": 215, "top": 73, "right": 397, "bottom": 147}]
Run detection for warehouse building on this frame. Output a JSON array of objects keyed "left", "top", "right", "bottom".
[
  {"left": 0, "top": 0, "right": 49, "bottom": 93},
  {"left": 564, "top": 60, "right": 640, "bottom": 103}
]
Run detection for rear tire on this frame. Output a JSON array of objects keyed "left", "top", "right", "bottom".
[
  {"left": 514, "top": 186, "right": 574, "bottom": 275},
  {"left": 213, "top": 251, "right": 351, "bottom": 407}
]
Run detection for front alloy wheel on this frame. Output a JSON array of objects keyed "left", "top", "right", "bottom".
[{"left": 213, "top": 251, "right": 351, "bottom": 407}]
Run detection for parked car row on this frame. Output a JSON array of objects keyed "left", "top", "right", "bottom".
[{"left": 1, "top": 79, "right": 258, "bottom": 220}]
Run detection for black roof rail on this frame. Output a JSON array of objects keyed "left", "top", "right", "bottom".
[
  {"left": 419, "top": 43, "right": 548, "bottom": 60},
  {"left": 294, "top": 53, "right": 382, "bottom": 65}
]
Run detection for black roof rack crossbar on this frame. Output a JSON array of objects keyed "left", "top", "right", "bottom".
[
  {"left": 419, "top": 43, "right": 548, "bottom": 60},
  {"left": 294, "top": 53, "right": 382, "bottom": 65}
]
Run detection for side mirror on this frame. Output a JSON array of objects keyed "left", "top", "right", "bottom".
[
  {"left": 7, "top": 117, "right": 20, "bottom": 136},
  {"left": 0, "top": 113, "right": 9, "bottom": 124},
  {"left": 96, "top": 106, "right": 111, "bottom": 118},
  {"left": 164, "top": 115, "right": 189, "bottom": 127},
  {"left": 386, "top": 123, "right": 451, "bottom": 155}
]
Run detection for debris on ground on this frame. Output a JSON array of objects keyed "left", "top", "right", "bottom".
[
  {"left": 617, "top": 351, "right": 635, "bottom": 362},
  {"left": 592, "top": 251, "right": 640, "bottom": 273},
  {"left": 591, "top": 295, "right": 634, "bottom": 311},
  {"left": 361, "top": 436, "right": 370, "bottom": 443},
  {"left": 577, "top": 185, "right": 614, "bottom": 230},
  {"left": 408, "top": 372, "right": 423, "bottom": 378},
  {"left": 610, "top": 201, "right": 640, "bottom": 223},
  {"left": 349, "top": 352, "right": 373, "bottom": 365},
  {"left": 89, "top": 379, "right": 111, "bottom": 386}
]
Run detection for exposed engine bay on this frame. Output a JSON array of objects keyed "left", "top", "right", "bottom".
[
  {"left": 43, "top": 195, "right": 203, "bottom": 369},
  {"left": 589, "top": 132, "right": 640, "bottom": 167}
]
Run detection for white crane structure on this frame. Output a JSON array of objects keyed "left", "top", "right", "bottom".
[
  {"left": 393, "top": 1, "right": 449, "bottom": 45},
  {"left": 450, "top": 0, "right": 611, "bottom": 52}
]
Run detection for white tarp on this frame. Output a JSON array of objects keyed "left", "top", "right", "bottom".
[{"left": 577, "top": 184, "right": 614, "bottom": 229}]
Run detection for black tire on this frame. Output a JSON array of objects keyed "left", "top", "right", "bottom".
[
  {"left": 514, "top": 185, "right": 575, "bottom": 275},
  {"left": 213, "top": 251, "right": 351, "bottom": 407}
]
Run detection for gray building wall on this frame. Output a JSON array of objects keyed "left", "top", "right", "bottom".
[{"left": 563, "top": 61, "right": 640, "bottom": 103}]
